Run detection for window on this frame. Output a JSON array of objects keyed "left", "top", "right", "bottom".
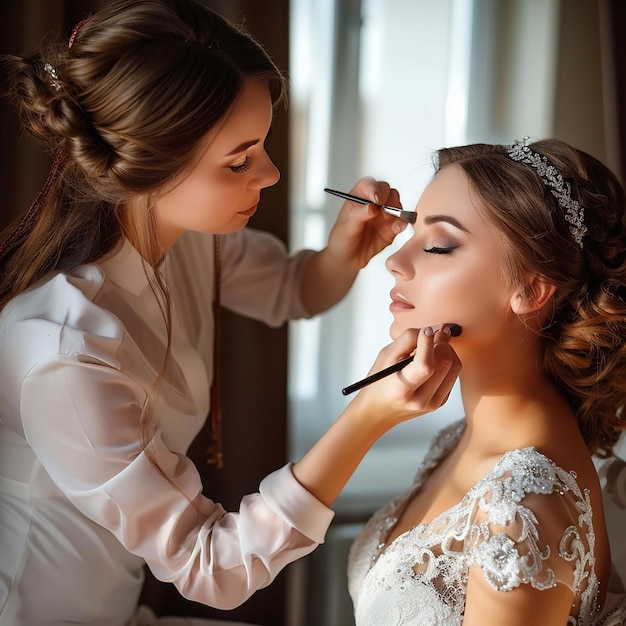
[{"left": 288, "top": 0, "right": 561, "bottom": 517}]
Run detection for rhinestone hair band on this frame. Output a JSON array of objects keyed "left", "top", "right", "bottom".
[{"left": 507, "top": 137, "right": 587, "bottom": 248}]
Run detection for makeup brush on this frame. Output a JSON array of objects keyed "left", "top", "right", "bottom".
[
  {"left": 341, "top": 323, "right": 462, "bottom": 395},
  {"left": 324, "top": 188, "right": 417, "bottom": 224}
]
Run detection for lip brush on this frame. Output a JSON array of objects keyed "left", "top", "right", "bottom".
[{"left": 324, "top": 188, "right": 417, "bottom": 224}]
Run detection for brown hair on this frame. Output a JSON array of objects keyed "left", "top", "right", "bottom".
[
  {"left": 437, "top": 139, "right": 626, "bottom": 455},
  {"left": 0, "top": 0, "right": 285, "bottom": 299},
  {"left": 0, "top": 0, "right": 286, "bottom": 459}
]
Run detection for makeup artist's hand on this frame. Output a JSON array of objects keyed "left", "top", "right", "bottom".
[
  {"left": 326, "top": 176, "right": 406, "bottom": 269},
  {"left": 299, "top": 177, "right": 405, "bottom": 315},
  {"left": 351, "top": 326, "right": 462, "bottom": 429},
  {"left": 292, "top": 325, "right": 461, "bottom": 508}
]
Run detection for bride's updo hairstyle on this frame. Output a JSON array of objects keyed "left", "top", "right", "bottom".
[
  {"left": 437, "top": 139, "right": 626, "bottom": 456},
  {"left": 0, "top": 0, "right": 286, "bottom": 306}
]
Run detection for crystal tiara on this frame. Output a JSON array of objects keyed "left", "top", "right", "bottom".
[{"left": 507, "top": 137, "right": 587, "bottom": 248}]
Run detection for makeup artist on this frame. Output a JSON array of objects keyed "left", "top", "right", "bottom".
[{"left": 0, "top": 1, "right": 461, "bottom": 625}]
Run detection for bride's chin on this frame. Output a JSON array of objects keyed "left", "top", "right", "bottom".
[{"left": 388, "top": 323, "right": 403, "bottom": 341}]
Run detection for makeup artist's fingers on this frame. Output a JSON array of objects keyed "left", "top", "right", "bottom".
[
  {"left": 395, "top": 326, "right": 438, "bottom": 387},
  {"left": 348, "top": 177, "right": 403, "bottom": 225},
  {"left": 365, "top": 327, "right": 420, "bottom": 375},
  {"left": 358, "top": 185, "right": 403, "bottom": 224},
  {"left": 380, "top": 186, "right": 401, "bottom": 211},
  {"left": 350, "top": 176, "right": 392, "bottom": 207},
  {"left": 325, "top": 178, "right": 405, "bottom": 268},
  {"left": 393, "top": 326, "right": 458, "bottom": 411},
  {"left": 353, "top": 326, "right": 461, "bottom": 428},
  {"left": 408, "top": 329, "right": 462, "bottom": 409}
]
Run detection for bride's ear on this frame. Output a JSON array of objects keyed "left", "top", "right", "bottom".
[{"left": 510, "top": 275, "right": 556, "bottom": 315}]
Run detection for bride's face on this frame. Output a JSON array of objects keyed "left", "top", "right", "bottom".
[{"left": 386, "top": 165, "right": 516, "bottom": 344}]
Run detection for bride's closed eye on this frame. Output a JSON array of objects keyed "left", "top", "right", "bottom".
[
  {"left": 230, "top": 156, "right": 252, "bottom": 173},
  {"left": 424, "top": 245, "right": 459, "bottom": 254}
]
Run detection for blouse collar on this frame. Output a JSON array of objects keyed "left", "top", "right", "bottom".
[{"left": 98, "top": 238, "right": 154, "bottom": 296}]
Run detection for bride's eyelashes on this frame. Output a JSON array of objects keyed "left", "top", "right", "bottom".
[
  {"left": 424, "top": 244, "right": 459, "bottom": 254},
  {"left": 230, "top": 155, "right": 252, "bottom": 173}
]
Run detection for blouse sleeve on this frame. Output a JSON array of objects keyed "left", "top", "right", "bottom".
[
  {"left": 20, "top": 353, "right": 334, "bottom": 610},
  {"left": 219, "top": 229, "right": 315, "bottom": 325}
]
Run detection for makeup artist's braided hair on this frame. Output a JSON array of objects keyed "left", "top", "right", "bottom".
[{"left": 437, "top": 139, "right": 626, "bottom": 456}]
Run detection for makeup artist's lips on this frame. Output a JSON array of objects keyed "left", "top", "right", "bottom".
[
  {"left": 389, "top": 289, "right": 414, "bottom": 312},
  {"left": 239, "top": 204, "right": 258, "bottom": 217}
]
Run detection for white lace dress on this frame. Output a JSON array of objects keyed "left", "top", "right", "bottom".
[{"left": 347, "top": 420, "right": 617, "bottom": 626}]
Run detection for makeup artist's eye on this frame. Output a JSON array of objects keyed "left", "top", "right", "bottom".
[
  {"left": 424, "top": 245, "right": 457, "bottom": 254},
  {"left": 230, "top": 156, "right": 251, "bottom": 173}
]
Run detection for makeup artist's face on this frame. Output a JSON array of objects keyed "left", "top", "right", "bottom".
[
  {"left": 386, "top": 165, "right": 515, "bottom": 343},
  {"left": 153, "top": 79, "right": 280, "bottom": 249}
]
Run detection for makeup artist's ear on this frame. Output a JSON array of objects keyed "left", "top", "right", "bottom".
[{"left": 510, "top": 274, "right": 556, "bottom": 315}]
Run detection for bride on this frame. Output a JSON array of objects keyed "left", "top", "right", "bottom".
[{"left": 347, "top": 138, "right": 626, "bottom": 625}]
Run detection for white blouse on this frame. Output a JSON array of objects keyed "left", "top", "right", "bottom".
[{"left": 0, "top": 230, "right": 334, "bottom": 626}]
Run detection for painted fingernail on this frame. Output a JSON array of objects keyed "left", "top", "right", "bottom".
[
  {"left": 431, "top": 323, "right": 462, "bottom": 336},
  {"left": 424, "top": 326, "right": 434, "bottom": 337}
]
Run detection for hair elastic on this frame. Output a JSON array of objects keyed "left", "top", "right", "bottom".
[{"left": 0, "top": 150, "right": 65, "bottom": 262}]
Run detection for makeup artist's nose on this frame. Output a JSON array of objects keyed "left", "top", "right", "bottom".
[
  {"left": 250, "top": 149, "right": 280, "bottom": 190},
  {"left": 385, "top": 240, "right": 415, "bottom": 279}
]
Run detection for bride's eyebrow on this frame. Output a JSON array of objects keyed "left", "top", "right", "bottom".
[
  {"left": 224, "top": 139, "right": 259, "bottom": 157},
  {"left": 423, "top": 214, "right": 470, "bottom": 233}
]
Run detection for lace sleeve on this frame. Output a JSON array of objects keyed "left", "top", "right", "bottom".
[{"left": 461, "top": 449, "right": 599, "bottom": 619}]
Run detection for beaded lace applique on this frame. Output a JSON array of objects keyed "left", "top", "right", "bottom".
[{"left": 347, "top": 421, "right": 601, "bottom": 626}]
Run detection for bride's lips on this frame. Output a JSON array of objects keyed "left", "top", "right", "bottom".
[{"left": 389, "top": 289, "right": 414, "bottom": 312}]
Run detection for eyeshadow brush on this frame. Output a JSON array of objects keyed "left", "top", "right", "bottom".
[{"left": 324, "top": 188, "right": 417, "bottom": 224}]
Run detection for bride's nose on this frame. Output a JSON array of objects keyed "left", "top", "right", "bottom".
[{"left": 385, "top": 239, "right": 415, "bottom": 280}]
